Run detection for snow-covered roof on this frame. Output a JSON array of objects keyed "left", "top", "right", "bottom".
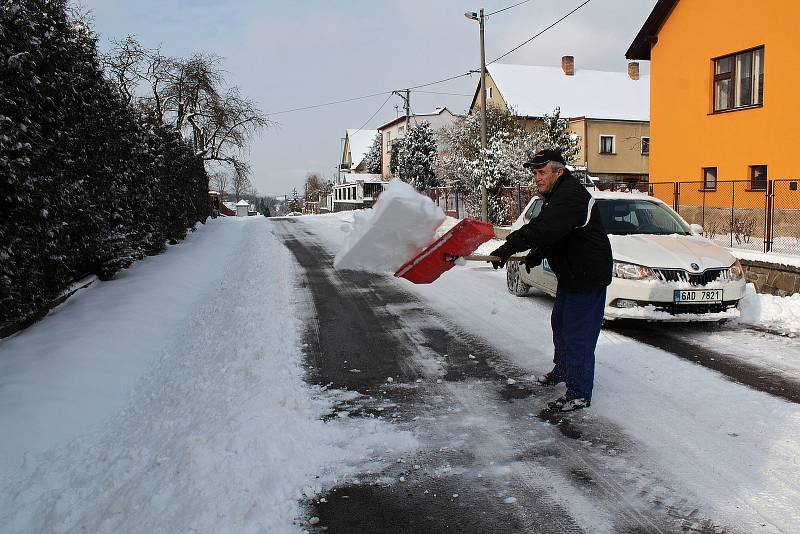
[
  {"left": 377, "top": 107, "right": 456, "bottom": 131},
  {"left": 235, "top": 199, "right": 250, "bottom": 206},
  {"left": 345, "top": 129, "right": 379, "bottom": 168},
  {"left": 486, "top": 64, "right": 650, "bottom": 121}
]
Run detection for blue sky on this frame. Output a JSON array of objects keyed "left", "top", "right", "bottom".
[{"left": 85, "top": 0, "right": 658, "bottom": 197}]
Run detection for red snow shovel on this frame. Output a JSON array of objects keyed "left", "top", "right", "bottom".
[{"left": 394, "top": 218, "right": 498, "bottom": 284}]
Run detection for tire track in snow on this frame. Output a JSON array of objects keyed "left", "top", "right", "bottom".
[
  {"left": 605, "top": 321, "right": 800, "bottom": 403},
  {"left": 277, "top": 219, "right": 736, "bottom": 533}
]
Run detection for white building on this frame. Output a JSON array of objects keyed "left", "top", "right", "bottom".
[
  {"left": 235, "top": 199, "right": 250, "bottom": 217},
  {"left": 377, "top": 107, "right": 460, "bottom": 179}
]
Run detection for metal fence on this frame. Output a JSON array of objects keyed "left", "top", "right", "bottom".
[{"left": 648, "top": 179, "right": 800, "bottom": 254}]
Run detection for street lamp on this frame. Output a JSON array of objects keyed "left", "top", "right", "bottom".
[{"left": 465, "top": 9, "right": 488, "bottom": 223}]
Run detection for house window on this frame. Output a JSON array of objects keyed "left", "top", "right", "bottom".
[
  {"left": 713, "top": 47, "right": 764, "bottom": 112},
  {"left": 703, "top": 167, "right": 717, "bottom": 190},
  {"left": 750, "top": 165, "right": 767, "bottom": 190},
  {"left": 385, "top": 131, "right": 391, "bottom": 150},
  {"left": 488, "top": 87, "right": 493, "bottom": 99},
  {"left": 599, "top": 135, "right": 615, "bottom": 154},
  {"left": 641, "top": 137, "right": 650, "bottom": 155}
]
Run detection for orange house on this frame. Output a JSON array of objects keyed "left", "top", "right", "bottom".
[{"left": 627, "top": 0, "right": 800, "bottom": 212}]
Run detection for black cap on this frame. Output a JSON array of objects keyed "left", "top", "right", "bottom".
[{"left": 523, "top": 149, "right": 566, "bottom": 169}]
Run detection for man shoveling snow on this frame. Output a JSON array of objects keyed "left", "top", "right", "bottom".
[{"left": 490, "top": 149, "right": 613, "bottom": 413}]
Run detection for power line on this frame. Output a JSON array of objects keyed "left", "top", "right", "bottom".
[
  {"left": 407, "top": 71, "right": 473, "bottom": 90},
  {"left": 351, "top": 93, "right": 394, "bottom": 135},
  {"left": 486, "top": 0, "right": 533, "bottom": 17},
  {"left": 267, "top": 90, "right": 392, "bottom": 116},
  {"left": 488, "top": 0, "right": 593, "bottom": 65},
  {"left": 415, "top": 90, "right": 474, "bottom": 97},
  {"left": 266, "top": 1, "right": 590, "bottom": 117}
]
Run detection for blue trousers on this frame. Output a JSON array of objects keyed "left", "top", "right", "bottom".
[{"left": 551, "top": 286, "right": 606, "bottom": 400}]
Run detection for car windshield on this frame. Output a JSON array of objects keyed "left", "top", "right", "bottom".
[{"left": 596, "top": 198, "right": 692, "bottom": 235}]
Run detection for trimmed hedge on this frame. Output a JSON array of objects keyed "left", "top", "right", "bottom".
[{"left": 0, "top": 0, "right": 209, "bottom": 324}]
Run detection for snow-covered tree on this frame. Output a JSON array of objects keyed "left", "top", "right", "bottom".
[
  {"left": 395, "top": 121, "right": 438, "bottom": 190},
  {"left": 437, "top": 104, "right": 536, "bottom": 223},
  {"left": 289, "top": 188, "right": 301, "bottom": 212},
  {"left": 530, "top": 106, "right": 580, "bottom": 165},
  {"left": 465, "top": 131, "right": 533, "bottom": 223},
  {"left": 362, "top": 133, "right": 383, "bottom": 174}
]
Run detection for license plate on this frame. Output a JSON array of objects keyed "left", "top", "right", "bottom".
[{"left": 673, "top": 289, "right": 723, "bottom": 304}]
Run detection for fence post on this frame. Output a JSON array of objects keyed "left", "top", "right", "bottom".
[
  {"left": 673, "top": 181, "right": 680, "bottom": 213},
  {"left": 455, "top": 190, "right": 460, "bottom": 219},
  {"left": 765, "top": 180, "right": 774, "bottom": 253},
  {"left": 701, "top": 187, "right": 706, "bottom": 229},
  {"left": 730, "top": 182, "right": 735, "bottom": 248},
  {"left": 515, "top": 183, "right": 522, "bottom": 219}
]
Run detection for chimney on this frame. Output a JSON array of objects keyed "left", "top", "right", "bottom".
[
  {"left": 628, "top": 61, "right": 640, "bottom": 80},
  {"left": 561, "top": 55, "right": 575, "bottom": 76}
]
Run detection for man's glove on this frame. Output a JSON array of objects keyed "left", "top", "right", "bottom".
[
  {"left": 489, "top": 243, "right": 513, "bottom": 269},
  {"left": 524, "top": 249, "right": 544, "bottom": 274}
]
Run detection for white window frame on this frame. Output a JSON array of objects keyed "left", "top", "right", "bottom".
[
  {"left": 641, "top": 136, "right": 650, "bottom": 155},
  {"left": 599, "top": 135, "right": 616, "bottom": 155}
]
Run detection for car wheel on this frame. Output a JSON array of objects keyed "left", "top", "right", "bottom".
[{"left": 506, "top": 260, "right": 530, "bottom": 296}]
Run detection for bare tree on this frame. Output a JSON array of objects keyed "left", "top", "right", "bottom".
[
  {"left": 209, "top": 170, "right": 229, "bottom": 197},
  {"left": 102, "top": 42, "right": 271, "bottom": 175},
  {"left": 102, "top": 36, "right": 146, "bottom": 107},
  {"left": 231, "top": 160, "right": 252, "bottom": 200},
  {"left": 304, "top": 173, "right": 325, "bottom": 200}
]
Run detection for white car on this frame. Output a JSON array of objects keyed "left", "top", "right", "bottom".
[{"left": 505, "top": 191, "right": 747, "bottom": 321}]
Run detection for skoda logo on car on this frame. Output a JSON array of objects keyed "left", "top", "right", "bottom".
[{"left": 691, "top": 263, "right": 700, "bottom": 271}]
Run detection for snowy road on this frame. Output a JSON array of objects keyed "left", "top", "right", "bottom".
[{"left": 2, "top": 215, "right": 800, "bottom": 533}]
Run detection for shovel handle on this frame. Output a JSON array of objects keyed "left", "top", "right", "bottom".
[{"left": 448, "top": 255, "right": 525, "bottom": 262}]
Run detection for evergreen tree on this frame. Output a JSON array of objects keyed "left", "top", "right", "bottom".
[
  {"left": 0, "top": 0, "right": 209, "bottom": 324},
  {"left": 289, "top": 188, "right": 301, "bottom": 212},
  {"left": 362, "top": 133, "right": 383, "bottom": 174},
  {"left": 396, "top": 121, "right": 438, "bottom": 190},
  {"left": 389, "top": 142, "right": 400, "bottom": 177}
]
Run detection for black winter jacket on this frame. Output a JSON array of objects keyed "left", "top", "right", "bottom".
[{"left": 505, "top": 170, "right": 612, "bottom": 292}]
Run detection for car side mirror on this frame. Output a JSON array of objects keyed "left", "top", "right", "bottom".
[{"left": 690, "top": 223, "right": 703, "bottom": 235}]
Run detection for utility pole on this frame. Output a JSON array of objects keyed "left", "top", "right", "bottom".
[
  {"left": 465, "top": 9, "right": 488, "bottom": 222},
  {"left": 393, "top": 89, "right": 411, "bottom": 131}
]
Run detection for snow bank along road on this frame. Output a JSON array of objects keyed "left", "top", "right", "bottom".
[{"left": 1, "top": 215, "right": 800, "bottom": 533}]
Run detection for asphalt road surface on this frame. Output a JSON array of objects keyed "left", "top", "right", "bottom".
[{"left": 273, "top": 220, "right": 773, "bottom": 534}]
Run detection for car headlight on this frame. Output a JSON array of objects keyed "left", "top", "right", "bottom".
[
  {"left": 613, "top": 261, "right": 657, "bottom": 280},
  {"left": 727, "top": 260, "right": 744, "bottom": 281}
]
